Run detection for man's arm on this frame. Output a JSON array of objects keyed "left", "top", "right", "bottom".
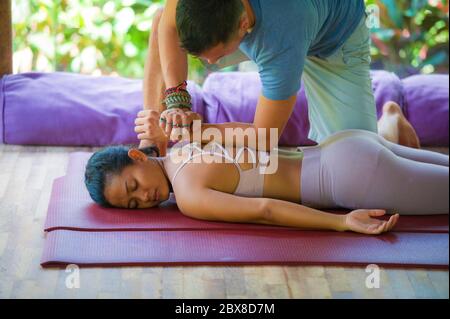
[
  {"left": 158, "top": 0, "right": 188, "bottom": 88},
  {"left": 192, "top": 95, "right": 297, "bottom": 151},
  {"left": 143, "top": 8, "right": 165, "bottom": 113},
  {"left": 137, "top": 94, "right": 297, "bottom": 152},
  {"left": 140, "top": 0, "right": 186, "bottom": 151}
]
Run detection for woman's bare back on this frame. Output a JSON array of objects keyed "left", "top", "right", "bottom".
[{"left": 164, "top": 143, "right": 303, "bottom": 203}]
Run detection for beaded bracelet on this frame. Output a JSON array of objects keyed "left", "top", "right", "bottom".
[
  {"left": 162, "top": 81, "right": 192, "bottom": 110},
  {"left": 164, "top": 81, "right": 188, "bottom": 96},
  {"left": 164, "top": 90, "right": 192, "bottom": 110}
]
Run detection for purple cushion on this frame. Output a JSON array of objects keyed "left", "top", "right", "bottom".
[
  {"left": 202, "top": 70, "right": 408, "bottom": 146},
  {"left": 0, "top": 72, "right": 204, "bottom": 146},
  {"left": 1, "top": 71, "right": 448, "bottom": 147},
  {"left": 370, "top": 70, "right": 405, "bottom": 118},
  {"left": 403, "top": 74, "right": 449, "bottom": 147},
  {"left": 0, "top": 76, "right": 4, "bottom": 144},
  {"left": 202, "top": 72, "right": 314, "bottom": 146}
]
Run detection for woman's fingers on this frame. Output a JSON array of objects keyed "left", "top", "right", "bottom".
[
  {"left": 371, "top": 221, "right": 387, "bottom": 234},
  {"left": 168, "top": 110, "right": 192, "bottom": 141},
  {"left": 137, "top": 132, "right": 149, "bottom": 140},
  {"left": 387, "top": 214, "right": 400, "bottom": 231},
  {"left": 170, "top": 112, "right": 181, "bottom": 141},
  {"left": 181, "top": 112, "right": 191, "bottom": 139},
  {"left": 159, "top": 113, "right": 167, "bottom": 132},
  {"left": 135, "top": 124, "right": 162, "bottom": 138},
  {"left": 366, "top": 223, "right": 379, "bottom": 234},
  {"left": 375, "top": 222, "right": 386, "bottom": 234},
  {"left": 159, "top": 109, "right": 176, "bottom": 133},
  {"left": 165, "top": 112, "right": 177, "bottom": 136},
  {"left": 137, "top": 109, "right": 159, "bottom": 118},
  {"left": 134, "top": 109, "right": 166, "bottom": 134},
  {"left": 135, "top": 117, "right": 146, "bottom": 125},
  {"left": 375, "top": 214, "right": 399, "bottom": 234},
  {"left": 385, "top": 215, "right": 395, "bottom": 231},
  {"left": 368, "top": 209, "right": 386, "bottom": 217},
  {"left": 382, "top": 220, "right": 390, "bottom": 233},
  {"left": 352, "top": 210, "right": 400, "bottom": 235},
  {"left": 134, "top": 125, "right": 145, "bottom": 133},
  {"left": 363, "top": 213, "right": 399, "bottom": 235}
]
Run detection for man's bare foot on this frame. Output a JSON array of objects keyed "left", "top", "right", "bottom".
[{"left": 378, "top": 101, "right": 421, "bottom": 149}]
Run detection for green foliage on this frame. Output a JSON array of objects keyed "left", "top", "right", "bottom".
[
  {"left": 366, "top": 0, "right": 449, "bottom": 76},
  {"left": 12, "top": 0, "right": 449, "bottom": 83}
]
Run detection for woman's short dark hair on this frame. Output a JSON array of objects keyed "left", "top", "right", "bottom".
[
  {"left": 84, "top": 145, "right": 159, "bottom": 207},
  {"left": 176, "top": 0, "right": 245, "bottom": 55}
]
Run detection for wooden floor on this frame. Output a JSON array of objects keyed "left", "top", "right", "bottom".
[{"left": 0, "top": 144, "right": 448, "bottom": 299}]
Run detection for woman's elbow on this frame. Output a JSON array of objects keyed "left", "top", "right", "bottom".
[{"left": 258, "top": 198, "right": 274, "bottom": 223}]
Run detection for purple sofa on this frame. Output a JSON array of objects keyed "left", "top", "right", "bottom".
[{"left": 1, "top": 71, "right": 448, "bottom": 147}]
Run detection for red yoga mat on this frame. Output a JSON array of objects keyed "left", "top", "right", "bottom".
[{"left": 41, "top": 152, "right": 449, "bottom": 268}]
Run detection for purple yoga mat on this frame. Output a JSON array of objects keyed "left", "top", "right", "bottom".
[
  {"left": 41, "top": 229, "right": 449, "bottom": 268},
  {"left": 40, "top": 151, "right": 449, "bottom": 268}
]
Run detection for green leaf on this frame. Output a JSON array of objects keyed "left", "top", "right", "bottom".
[{"left": 380, "top": 0, "right": 404, "bottom": 28}]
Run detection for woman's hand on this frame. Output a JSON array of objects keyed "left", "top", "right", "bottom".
[
  {"left": 344, "top": 209, "right": 399, "bottom": 235},
  {"left": 159, "top": 108, "right": 203, "bottom": 141}
]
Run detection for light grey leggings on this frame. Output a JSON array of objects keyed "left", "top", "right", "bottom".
[{"left": 300, "top": 129, "right": 449, "bottom": 215}]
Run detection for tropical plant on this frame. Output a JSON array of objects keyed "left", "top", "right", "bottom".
[
  {"left": 12, "top": 0, "right": 449, "bottom": 83},
  {"left": 366, "top": 0, "right": 449, "bottom": 77}
]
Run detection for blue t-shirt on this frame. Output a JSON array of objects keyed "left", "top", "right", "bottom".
[{"left": 239, "top": 0, "right": 366, "bottom": 100}]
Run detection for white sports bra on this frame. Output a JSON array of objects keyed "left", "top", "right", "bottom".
[{"left": 170, "top": 141, "right": 270, "bottom": 197}]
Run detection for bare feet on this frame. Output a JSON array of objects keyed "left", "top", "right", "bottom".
[{"left": 378, "top": 102, "right": 421, "bottom": 149}]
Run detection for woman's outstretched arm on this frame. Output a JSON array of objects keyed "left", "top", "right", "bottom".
[{"left": 174, "top": 185, "right": 398, "bottom": 234}]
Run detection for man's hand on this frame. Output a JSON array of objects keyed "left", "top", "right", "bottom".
[
  {"left": 135, "top": 110, "right": 169, "bottom": 154},
  {"left": 135, "top": 110, "right": 168, "bottom": 140},
  {"left": 159, "top": 108, "right": 203, "bottom": 141},
  {"left": 344, "top": 209, "right": 399, "bottom": 235}
]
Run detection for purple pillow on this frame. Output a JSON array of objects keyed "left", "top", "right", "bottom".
[
  {"left": 202, "top": 70, "right": 407, "bottom": 146},
  {"left": 1, "top": 71, "right": 448, "bottom": 147},
  {"left": 202, "top": 71, "right": 314, "bottom": 146},
  {"left": 403, "top": 74, "right": 449, "bottom": 147},
  {"left": 0, "top": 72, "right": 204, "bottom": 146},
  {"left": 370, "top": 70, "right": 405, "bottom": 118}
]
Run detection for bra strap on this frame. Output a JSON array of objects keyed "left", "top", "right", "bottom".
[
  {"left": 235, "top": 146, "right": 257, "bottom": 168},
  {"left": 170, "top": 142, "right": 202, "bottom": 184},
  {"left": 171, "top": 141, "right": 240, "bottom": 184},
  {"left": 204, "top": 141, "right": 236, "bottom": 163}
]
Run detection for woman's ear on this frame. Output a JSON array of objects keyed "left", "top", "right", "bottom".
[{"left": 128, "top": 149, "right": 148, "bottom": 162}]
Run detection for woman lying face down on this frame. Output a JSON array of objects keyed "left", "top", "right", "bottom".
[{"left": 85, "top": 129, "right": 449, "bottom": 235}]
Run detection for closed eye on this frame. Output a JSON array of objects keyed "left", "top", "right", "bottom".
[
  {"left": 132, "top": 179, "right": 139, "bottom": 208},
  {"left": 126, "top": 180, "right": 139, "bottom": 209}
]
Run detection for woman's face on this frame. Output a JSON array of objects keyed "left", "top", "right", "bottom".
[{"left": 104, "top": 149, "right": 170, "bottom": 209}]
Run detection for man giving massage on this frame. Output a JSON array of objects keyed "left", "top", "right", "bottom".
[
  {"left": 84, "top": 117, "right": 449, "bottom": 235},
  {"left": 138, "top": 0, "right": 420, "bottom": 155}
]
